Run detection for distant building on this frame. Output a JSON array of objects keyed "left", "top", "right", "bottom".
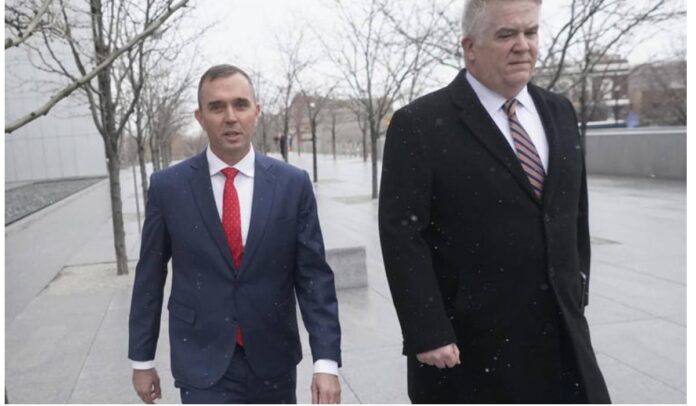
[
  {"left": 627, "top": 60, "right": 686, "bottom": 126},
  {"left": 281, "top": 94, "right": 393, "bottom": 158},
  {"left": 535, "top": 54, "right": 631, "bottom": 127},
  {"left": 534, "top": 56, "right": 686, "bottom": 128}
]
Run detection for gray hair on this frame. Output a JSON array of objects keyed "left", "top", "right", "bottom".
[{"left": 461, "top": 0, "right": 542, "bottom": 39}]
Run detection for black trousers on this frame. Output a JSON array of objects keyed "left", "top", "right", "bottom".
[{"left": 178, "top": 346, "right": 297, "bottom": 404}]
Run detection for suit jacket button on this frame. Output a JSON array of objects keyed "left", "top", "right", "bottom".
[
  {"left": 548, "top": 267, "right": 556, "bottom": 277},
  {"left": 544, "top": 214, "right": 551, "bottom": 223},
  {"left": 540, "top": 283, "right": 550, "bottom": 291}
]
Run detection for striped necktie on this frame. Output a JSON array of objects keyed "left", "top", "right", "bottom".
[{"left": 503, "top": 98, "right": 545, "bottom": 198}]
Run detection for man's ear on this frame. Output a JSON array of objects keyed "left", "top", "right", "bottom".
[
  {"left": 461, "top": 37, "right": 476, "bottom": 64},
  {"left": 194, "top": 108, "right": 201, "bottom": 124}
]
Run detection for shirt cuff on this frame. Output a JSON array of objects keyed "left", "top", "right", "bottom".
[
  {"left": 313, "top": 359, "right": 339, "bottom": 375},
  {"left": 132, "top": 360, "right": 155, "bottom": 370}
]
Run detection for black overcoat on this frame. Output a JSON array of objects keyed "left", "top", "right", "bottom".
[{"left": 378, "top": 69, "right": 610, "bottom": 403}]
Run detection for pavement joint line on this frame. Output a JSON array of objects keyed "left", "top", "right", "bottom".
[
  {"left": 341, "top": 345, "right": 404, "bottom": 355},
  {"left": 591, "top": 316, "right": 661, "bottom": 326},
  {"left": 368, "top": 287, "right": 392, "bottom": 302},
  {"left": 592, "top": 292, "right": 685, "bottom": 328},
  {"left": 63, "top": 259, "right": 138, "bottom": 269},
  {"left": 66, "top": 289, "right": 116, "bottom": 403},
  {"left": 596, "top": 351, "right": 686, "bottom": 395},
  {"left": 337, "top": 370, "right": 363, "bottom": 404},
  {"left": 594, "top": 259, "right": 685, "bottom": 287}
]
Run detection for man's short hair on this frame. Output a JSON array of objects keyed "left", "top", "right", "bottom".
[
  {"left": 197, "top": 64, "right": 256, "bottom": 107},
  {"left": 461, "top": 0, "right": 542, "bottom": 40}
]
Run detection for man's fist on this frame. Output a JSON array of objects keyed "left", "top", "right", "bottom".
[
  {"left": 132, "top": 368, "right": 162, "bottom": 404},
  {"left": 311, "top": 373, "right": 341, "bottom": 404},
  {"left": 416, "top": 343, "right": 461, "bottom": 369}
]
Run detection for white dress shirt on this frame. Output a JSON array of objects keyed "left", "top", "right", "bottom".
[
  {"left": 132, "top": 146, "right": 338, "bottom": 375},
  {"left": 466, "top": 71, "right": 549, "bottom": 172}
]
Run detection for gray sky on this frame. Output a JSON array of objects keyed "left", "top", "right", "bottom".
[
  {"left": 184, "top": 0, "right": 685, "bottom": 67},
  {"left": 176, "top": 0, "right": 685, "bottom": 120}
]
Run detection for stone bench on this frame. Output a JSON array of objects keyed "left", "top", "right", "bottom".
[{"left": 325, "top": 246, "right": 367, "bottom": 289}]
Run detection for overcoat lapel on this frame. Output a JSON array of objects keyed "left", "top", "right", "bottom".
[
  {"left": 448, "top": 70, "right": 541, "bottom": 205},
  {"left": 239, "top": 152, "right": 276, "bottom": 275},
  {"left": 188, "top": 152, "right": 236, "bottom": 272},
  {"left": 528, "top": 84, "right": 562, "bottom": 209}
]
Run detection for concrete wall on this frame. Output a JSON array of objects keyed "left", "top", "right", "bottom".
[
  {"left": 585, "top": 127, "right": 686, "bottom": 180},
  {"left": 5, "top": 40, "right": 107, "bottom": 182}
]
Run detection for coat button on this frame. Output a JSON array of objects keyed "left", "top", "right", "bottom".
[
  {"left": 548, "top": 267, "right": 556, "bottom": 277},
  {"left": 544, "top": 214, "right": 551, "bottom": 223},
  {"left": 540, "top": 283, "right": 550, "bottom": 291}
]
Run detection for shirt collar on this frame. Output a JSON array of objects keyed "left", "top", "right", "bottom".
[
  {"left": 465, "top": 70, "right": 534, "bottom": 115},
  {"left": 206, "top": 145, "right": 255, "bottom": 178}
]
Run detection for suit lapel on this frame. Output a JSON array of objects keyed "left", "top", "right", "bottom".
[
  {"left": 188, "top": 152, "right": 236, "bottom": 272},
  {"left": 239, "top": 152, "right": 276, "bottom": 275},
  {"left": 528, "top": 84, "right": 562, "bottom": 209},
  {"left": 448, "top": 70, "right": 541, "bottom": 205}
]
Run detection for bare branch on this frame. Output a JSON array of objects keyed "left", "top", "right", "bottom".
[
  {"left": 5, "top": 0, "right": 54, "bottom": 49},
  {"left": 5, "top": 0, "right": 190, "bottom": 133}
]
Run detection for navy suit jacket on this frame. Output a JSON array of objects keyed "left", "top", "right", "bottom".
[{"left": 128, "top": 151, "right": 341, "bottom": 389}]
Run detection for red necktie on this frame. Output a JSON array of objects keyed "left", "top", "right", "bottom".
[{"left": 221, "top": 167, "right": 244, "bottom": 346}]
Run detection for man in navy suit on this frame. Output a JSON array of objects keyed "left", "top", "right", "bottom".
[{"left": 128, "top": 64, "right": 342, "bottom": 404}]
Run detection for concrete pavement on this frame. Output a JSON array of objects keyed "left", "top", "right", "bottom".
[{"left": 5, "top": 152, "right": 686, "bottom": 403}]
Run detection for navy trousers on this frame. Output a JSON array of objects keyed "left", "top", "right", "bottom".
[{"left": 178, "top": 346, "right": 297, "bottom": 404}]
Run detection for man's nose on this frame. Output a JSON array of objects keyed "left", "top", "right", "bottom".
[
  {"left": 224, "top": 105, "right": 238, "bottom": 122},
  {"left": 512, "top": 34, "right": 531, "bottom": 52}
]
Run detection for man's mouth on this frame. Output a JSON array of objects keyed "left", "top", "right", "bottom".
[{"left": 222, "top": 130, "right": 242, "bottom": 136}]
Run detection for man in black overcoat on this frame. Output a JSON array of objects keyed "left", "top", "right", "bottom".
[{"left": 378, "top": 0, "right": 611, "bottom": 403}]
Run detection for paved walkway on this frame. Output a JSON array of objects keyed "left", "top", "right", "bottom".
[{"left": 5, "top": 153, "right": 685, "bottom": 403}]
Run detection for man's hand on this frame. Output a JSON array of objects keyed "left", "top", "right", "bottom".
[
  {"left": 416, "top": 343, "right": 461, "bottom": 369},
  {"left": 132, "top": 368, "right": 162, "bottom": 404},
  {"left": 311, "top": 373, "right": 341, "bottom": 404}
]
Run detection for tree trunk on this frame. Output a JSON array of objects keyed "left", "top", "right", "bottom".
[
  {"left": 362, "top": 127, "right": 368, "bottom": 162},
  {"left": 162, "top": 138, "right": 172, "bottom": 168},
  {"left": 331, "top": 113, "right": 336, "bottom": 160},
  {"left": 150, "top": 135, "right": 161, "bottom": 171},
  {"left": 579, "top": 76, "right": 589, "bottom": 148},
  {"left": 261, "top": 121, "right": 268, "bottom": 154},
  {"left": 311, "top": 119, "right": 318, "bottom": 183},
  {"left": 106, "top": 153, "right": 129, "bottom": 275},
  {"left": 138, "top": 144, "right": 149, "bottom": 206},
  {"left": 370, "top": 125, "right": 378, "bottom": 199}
]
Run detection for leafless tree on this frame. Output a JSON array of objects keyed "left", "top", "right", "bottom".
[
  {"left": 377, "top": 0, "right": 459, "bottom": 102},
  {"left": 296, "top": 78, "right": 337, "bottom": 182},
  {"left": 276, "top": 31, "right": 312, "bottom": 162},
  {"left": 250, "top": 68, "right": 283, "bottom": 155},
  {"left": 144, "top": 73, "right": 195, "bottom": 171},
  {"left": 629, "top": 57, "right": 686, "bottom": 125},
  {"left": 536, "top": 0, "right": 685, "bottom": 137},
  {"left": 11, "top": 0, "right": 191, "bottom": 275},
  {"left": 5, "top": 0, "right": 55, "bottom": 50},
  {"left": 4, "top": 0, "right": 189, "bottom": 134},
  {"left": 324, "top": 0, "right": 427, "bottom": 198},
  {"left": 127, "top": 20, "right": 204, "bottom": 205}
]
